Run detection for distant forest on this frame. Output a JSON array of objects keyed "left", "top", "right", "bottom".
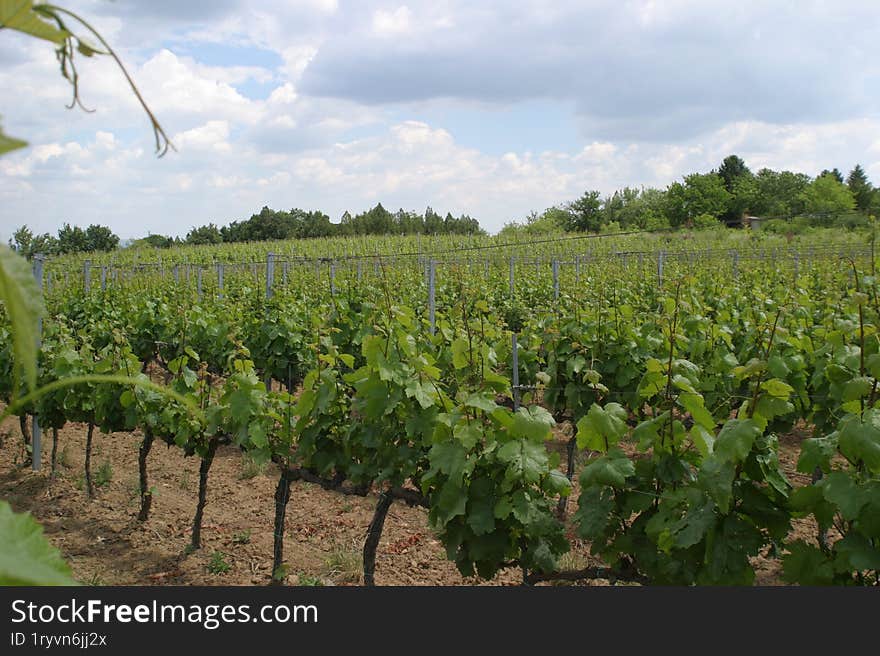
[{"left": 8, "top": 155, "right": 878, "bottom": 257}]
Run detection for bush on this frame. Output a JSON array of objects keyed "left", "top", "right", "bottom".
[{"left": 690, "top": 213, "right": 720, "bottom": 229}]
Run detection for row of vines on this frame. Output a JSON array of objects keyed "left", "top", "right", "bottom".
[{"left": 2, "top": 244, "right": 879, "bottom": 585}]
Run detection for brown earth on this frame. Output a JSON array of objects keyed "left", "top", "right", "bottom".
[{"left": 0, "top": 413, "right": 823, "bottom": 586}]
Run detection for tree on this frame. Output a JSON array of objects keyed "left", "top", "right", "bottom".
[
  {"left": 726, "top": 174, "right": 759, "bottom": 224},
  {"left": 6, "top": 225, "right": 57, "bottom": 258},
  {"left": 186, "top": 223, "right": 222, "bottom": 245},
  {"left": 538, "top": 207, "right": 572, "bottom": 231},
  {"left": 84, "top": 224, "right": 119, "bottom": 251},
  {"left": 663, "top": 181, "right": 688, "bottom": 227},
  {"left": 337, "top": 211, "right": 354, "bottom": 234},
  {"left": 134, "top": 234, "right": 175, "bottom": 249},
  {"left": 663, "top": 174, "right": 730, "bottom": 227},
  {"left": 53, "top": 223, "right": 117, "bottom": 253},
  {"left": 299, "top": 210, "right": 333, "bottom": 238},
  {"left": 820, "top": 168, "right": 844, "bottom": 184},
  {"left": 717, "top": 154, "right": 751, "bottom": 192},
  {"left": 846, "top": 164, "right": 874, "bottom": 212},
  {"left": 799, "top": 173, "right": 856, "bottom": 216},
  {"left": 716, "top": 155, "right": 755, "bottom": 224},
  {"left": 566, "top": 190, "right": 604, "bottom": 232},
  {"left": 751, "top": 168, "right": 811, "bottom": 217},
  {"left": 683, "top": 173, "right": 731, "bottom": 220},
  {"left": 55, "top": 223, "right": 88, "bottom": 254},
  {"left": 424, "top": 206, "right": 443, "bottom": 235}
]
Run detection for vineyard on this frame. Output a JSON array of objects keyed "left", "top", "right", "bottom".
[{"left": 2, "top": 227, "right": 879, "bottom": 586}]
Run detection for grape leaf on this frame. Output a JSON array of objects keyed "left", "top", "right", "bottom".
[{"left": 0, "top": 501, "right": 78, "bottom": 585}]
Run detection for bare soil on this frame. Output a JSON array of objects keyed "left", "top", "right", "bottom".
[{"left": 0, "top": 414, "right": 821, "bottom": 586}]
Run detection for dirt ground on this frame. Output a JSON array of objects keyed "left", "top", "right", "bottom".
[{"left": 0, "top": 414, "right": 821, "bottom": 586}]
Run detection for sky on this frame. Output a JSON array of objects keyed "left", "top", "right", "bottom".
[{"left": 1, "top": 0, "right": 880, "bottom": 240}]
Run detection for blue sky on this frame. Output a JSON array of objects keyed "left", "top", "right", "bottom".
[{"left": 2, "top": 0, "right": 880, "bottom": 239}]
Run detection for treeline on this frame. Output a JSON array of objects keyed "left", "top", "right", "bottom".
[
  {"left": 181, "top": 204, "right": 482, "bottom": 245},
  {"left": 7, "top": 223, "right": 119, "bottom": 259},
  {"left": 501, "top": 156, "right": 878, "bottom": 236},
  {"left": 8, "top": 203, "right": 484, "bottom": 257}
]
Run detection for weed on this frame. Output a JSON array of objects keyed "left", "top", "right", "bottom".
[
  {"left": 323, "top": 541, "right": 362, "bottom": 584},
  {"left": 238, "top": 453, "right": 267, "bottom": 480},
  {"left": 179, "top": 470, "right": 192, "bottom": 492},
  {"left": 557, "top": 550, "right": 588, "bottom": 572},
  {"left": 296, "top": 573, "right": 324, "bottom": 586},
  {"left": 547, "top": 551, "right": 591, "bottom": 586},
  {"left": 126, "top": 477, "right": 140, "bottom": 503},
  {"left": 207, "top": 551, "right": 231, "bottom": 575},
  {"left": 95, "top": 461, "right": 112, "bottom": 488},
  {"left": 272, "top": 564, "right": 289, "bottom": 583},
  {"left": 232, "top": 529, "right": 251, "bottom": 545}
]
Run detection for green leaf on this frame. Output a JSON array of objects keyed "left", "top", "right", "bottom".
[
  {"left": 0, "top": 501, "right": 78, "bottom": 585},
  {"left": 575, "top": 402, "right": 628, "bottom": 451},
  {"left": 678, "top": 392, "right": 715, "bottom": 431},
  {"left": 453, "top": 423, "right": 481, "bottom": 449},
  {"left": 767, "top": 355, "right": 790, "bottom": 378},
  {"left": 782, "top": 540, "right": 833, "bottom": 585},
  {"left": 637, "top": 370, "right": 665, "bottom": 398},
  {"left": 842, "top": 377, "right": 873, "bottom": 402},
  {"left": 866, "top": 353, "right": 880, "bottom": 379},
  {"left": 698, "top": 456, "right": 735, "bottom": 511},
  {"left": 464, "top": 392, "right": 498, "bottom": 413},
  {"left": 426, "top": 441, "right": 469, "bottom": 486},
  {"left": 761, "top": 378, "right": 794, "bottom": 400},
  {"left": 835, "top": 535, "right": 880, "bottom": 571},
  {"left": 579, "top": 447, "right": 634, "bottom": 489},
  {"left": 508, "top": 406, "right": 554, "bottom": 441},
  {"left": 698, "top": 515, "right": 762, "bottom": 585},
  {"left": 493, "top": 496, "right": 513, "bottom": 520},
  {"left": 672, "top": 374, "right": 697, "bottom": 394},
  {"left": 857, "top": 483, "right": 880, "bottom": 538},
  {"left": 632, "top": 412, "right": 667, "bottom": 450},
  {"left": 797, "top": 435, "right": 839, "bottom": 474},
  {"left": 822, "top": 472, "right": 867, "bottom": 520},
  {"left": 672, "top": 494, "right": 716, "bottom": 549},
  {"left": 754, "top": 395, "right": 794, "bottom": 423},
  {"left": 432, "top": 480, "right": 467, "bottom": 526},
  {"left": 566, "top": 354, "right": 586, "bottom": 376},
  {"left": 543, "top": 470, "right": 572, "bottom": 497},
  {"left": 0, "top": 1, "right": 69, "bottom": 43},
  {"left": 404, "top": 379, "right": 434, "bottom": 409},
  {"left": 690, "top": 424, "right": 715, "bottom": 459},
  {"left": 575, "top": 487, "right": 615, "bottom": 539},
  {"left": 788, "top": 485, "right": 835, "bottom": 529},
  {"left": 498, "top": 439, "right": 548, "bottom": 485},
  {"left": 0, "top": 245, "right": 46, "bottom": 391},
  {"left": 838, "top": 411, "right": 880, "bottom": 473},
  {"left": 734, "top": 358, "right": 765, "bottom": 380},
  {"left": 713, "top": 419, "right": 761, "bottom": 464},
  {"left": 466, "top": 478, "right": 496, "bottom": 535},
  {"left": 0, "top": 123, "right": 27, "bottom": 156},
  {"left": 451, "top": 338, "right": 470, "bottom": 369}
]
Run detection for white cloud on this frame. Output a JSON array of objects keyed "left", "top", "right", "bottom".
[
  {"left": 372, "top": 6, "right": 412, "bottom": 36},
  {"left": 138, "top": 50, "right": 258, "bottom": 124},
  {"left": 173, "top": 121, "right": 232, "bottom": 153}
]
